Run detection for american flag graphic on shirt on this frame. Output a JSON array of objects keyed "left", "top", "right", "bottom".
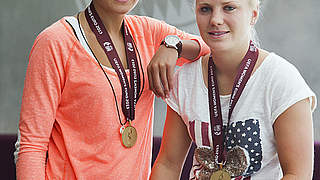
[{"left": 189, "top": 119, "right": 262, "bottom": 179}]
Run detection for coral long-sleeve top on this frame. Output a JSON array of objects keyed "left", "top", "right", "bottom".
[{"left": 16, "top": 15, "right": 209, "bottom": 180}]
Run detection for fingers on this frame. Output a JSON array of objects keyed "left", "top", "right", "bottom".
[
  {"left": 147, "top": 46, "right": 178, "bottom": 98},
  {"left": 159, "top": 64, "right": 169, "bottom": 98},
  {"left": 167, "top": 65, "right": 175, "bottom": 92},
  {"left": 147, "top": 65, "right": 156, "bottom": 96},
  {"left": 148, "top": 63, "right": 165, "bottom": 98}
]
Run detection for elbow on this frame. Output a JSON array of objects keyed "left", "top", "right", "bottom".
[
  {"left": 150, "top": 158, "right": 182, "bottom": 180},
  {"left": 281, "top": 172, "right": 313, "bottom": 180}
]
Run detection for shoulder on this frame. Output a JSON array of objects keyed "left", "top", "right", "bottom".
[
  {"left": 173, "top": 57, "right": 203, "bottom": 88},
  {"left": 166, "top": 57, "right": 205, "bottom": 114},
  {"left": 263, "top": 53, "right": 314, "bottom": 100},
  {"left": 259, "top": 53, "right": 303, "bottom": 83},
  {"left": 176, "top": 58, "right": 201, "bottom": 77},
  {"left": 269, "top": 53, "right": 298, "bottom": 72},
  {"left": 261, "top": 53, "right": 317, "bottom": 122},
  {"left": 125, "top": 15, "right": 170, "bottom": 34},
  {"left": 33, "top": 17, "right": 77, "bottom": 49},
  {"left": 125, "top": 15, "right": 165, "bottom": 26},
  {"left": 29, "top": 17, "right": 79, "bottom": 68}
]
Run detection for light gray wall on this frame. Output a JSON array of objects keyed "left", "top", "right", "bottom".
[
  {"left": 132, "top": 0, "right": 320, "bottom": 140},
  {"left": 1, "top": 0, "right": 319, "bottom": 141},
  {"left": 0, "top": 0, "right": 77, "bottom": 133}
]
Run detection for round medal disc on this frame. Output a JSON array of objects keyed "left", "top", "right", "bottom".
[
  {"left": 121, "top": 125, "right": 137, "bottom": 148},
  {"left": 210, "top": 170, "right": 231, "bottom": 180}
]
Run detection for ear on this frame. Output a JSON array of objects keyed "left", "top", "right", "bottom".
[{"left": 250, "top": 5, "right": 259, "bottom": 25}]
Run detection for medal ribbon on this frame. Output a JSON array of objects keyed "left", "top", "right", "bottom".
[
  {"left": 85, "top": 2, "right": 141, "bottom": 121},
  {"left": 208, "top": 41, "right": 259, "bottom": 164}
]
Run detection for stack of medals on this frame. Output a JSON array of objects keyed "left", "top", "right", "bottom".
[
  {"left": 195, "top": 41, "right": 259, "bottom": 180},
  {"left": 195, "top": 146, "right": 250, "bottom": 179},
  {"left": 85, "top": 2, "right": 141, "bottom": 148}
]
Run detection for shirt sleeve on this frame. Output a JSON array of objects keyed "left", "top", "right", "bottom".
[
  {"left": 270, "top": 58, "right": 317, "bottom": 124},
  {"left": 16, "top": 24, "right": 67, "bottom": 180},
  {"left": 145, "top": 16, "right": 210, "bottom": 66}
]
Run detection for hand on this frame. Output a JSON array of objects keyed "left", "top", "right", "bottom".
[{"left": 147, "top": 45, "right": 178, "bottom": 98}]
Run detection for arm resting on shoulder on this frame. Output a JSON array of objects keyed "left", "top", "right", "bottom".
[
  {"left": 274, "top": 98, "right": 314, "bottom": 180},
  {"left": 147, "top": 39, "right": 205, "bottom": 98},
  {"left": 150, "top": 106, "right": 192, "bottom": 179},
  {"left": 180, "top": 39, "right": 202, "bottom": 60}
]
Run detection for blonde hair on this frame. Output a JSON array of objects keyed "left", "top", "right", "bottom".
[
  {"left": 249, "top": 0, "right": 260, "bottom": 8},
  {"left": 249, "top": 0, "right": 261, "bottom": 47}
]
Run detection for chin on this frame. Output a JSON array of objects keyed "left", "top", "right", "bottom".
[
  {"left": 115, "top": 0, "right": 138, "bottom": 9},
  {"left": 122, "top": 5, "right": 138, "bottom": 13},
  {"left": 202, "top": 34, "right": 228, "bottom": 49},
  {"left": 96, "top": 0, "right": 138, "bottom": 14},
  {"left": 205, "top": 40, "right": 232, "bottom": 52}
]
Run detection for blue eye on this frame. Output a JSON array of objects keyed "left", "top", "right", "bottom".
[
  {"left": 200, "top": 6, "right": 211, "bottom": 13},
  {"left": 224, "top": 6, "right": 235, "bottom": 11}
]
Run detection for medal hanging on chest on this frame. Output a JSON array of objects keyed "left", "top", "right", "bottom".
[
  {"left": 195, "top": 41, "right": 259, "bottom": 179},
  {"left": 85, "top": 2, "right": 143, "bottom": 148},
  {"left": 120, "top": 120, "right": 138, "bottom": 148}
]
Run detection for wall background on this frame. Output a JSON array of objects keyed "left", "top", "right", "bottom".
[{"left": 0, "top": 0, "right": 319, "bottom": 141}]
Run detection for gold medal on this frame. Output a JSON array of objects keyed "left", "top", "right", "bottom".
[
  {"left": 121, "top": 121, "right": 137, "bottom": 148},
  {"left": 195, "top": 146, "right": 249, "bottom": 179},
  {"left": 210, "top": 170, "right": 231, "bottom": 180}
]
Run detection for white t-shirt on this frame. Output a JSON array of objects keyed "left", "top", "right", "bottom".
[{"left": 166, "top": 53, "right": 317, "bottom": 180}]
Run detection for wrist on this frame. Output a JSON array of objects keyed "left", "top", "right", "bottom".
[{"left": 161, "top": 35, "right": 182, "bottom": 58}]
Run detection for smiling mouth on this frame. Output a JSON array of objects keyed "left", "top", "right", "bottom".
[{"left": 208, "top": 31, "right": 230, "bottom": 37}]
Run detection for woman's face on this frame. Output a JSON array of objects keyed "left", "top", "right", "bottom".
[
  {"left": 195, "top": 0, "right": 258, "bottom": 52},
  {"left": 94, "top": 0, "right": 139, "bottom": 15}
]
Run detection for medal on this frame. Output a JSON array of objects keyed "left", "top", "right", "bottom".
[
  {"left": 195, "top": 146, "right": 249, "bottom": 178},
  {"left": 121, "top": 121, "right": 137, "bottom": 148},
  {"left": 224, "top": 146, "right": 249, "bottom": 177},
  {"left": 85, "top": 2, "right": 144, "bottom": 148},
  {"left": 195, "top": 147, "right": 219, "bottom": 171},
  {"left": 199, "top": 168, "right": 215, "bottom": 180},
  {"left": 196, "top": 41, "right": 258, "bottom": 179},
  {"left": 210, "top": 170, "right": 231, "bottom": 180}
]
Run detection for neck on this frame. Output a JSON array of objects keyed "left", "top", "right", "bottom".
[
  {"left": 210, "top": 40, "right": 250, "bottom": 76},
  {"left": 93, "top": 1, "right": 125, "bottom": 37}
]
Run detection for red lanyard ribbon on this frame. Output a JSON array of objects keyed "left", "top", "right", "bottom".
[
  {"left": 85, "top": 2, "right": 141, "bottom": 121},
  {"left": 208, "top": 41, "right": 259, "bottom": 164}
]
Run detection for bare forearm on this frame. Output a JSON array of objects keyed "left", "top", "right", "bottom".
[
  {"left": 180, "top": 40, "right": 201, "bottom": 60},
  {"left": 281, "top": 173, "right": 312, "bottom": 180},
  {"left": 281, "top": 174, "right": 297, "bottom": 180},
  {"left": 150, "top": 161, "right": 181, "bottom": 180}
]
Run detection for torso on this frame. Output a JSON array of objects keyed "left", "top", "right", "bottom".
[{"left": 166, "top": 52, "right": 315, "bottom": 179}]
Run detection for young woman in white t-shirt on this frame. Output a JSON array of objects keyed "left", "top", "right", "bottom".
[{"left": 150, "top": 0, "right": 317, "bottom": 179}]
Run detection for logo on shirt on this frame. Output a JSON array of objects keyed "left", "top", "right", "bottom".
[
  {"left": 250, "top": 44, "right": 256, "bottom": 52},
  {"left": 103, "top": 42, "right": 113, "bottom": 52},
  {"left": 213, "top": 125, "right": 222, "bottom": 136},
  {"left": 127, "top": 42, "right": 134, "bottom": 52}
]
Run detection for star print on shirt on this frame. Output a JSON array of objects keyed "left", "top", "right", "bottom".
[{"left": 225, "top": 119, "right": 262, "bottom": 176}]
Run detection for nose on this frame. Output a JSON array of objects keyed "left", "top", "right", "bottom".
[{"left": 210, "top": 9, "right": 224, "bottom": 26}]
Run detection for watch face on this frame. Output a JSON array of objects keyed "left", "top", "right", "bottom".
[{"left": 165, "top": 35, "right": 180, "bottom": 46}]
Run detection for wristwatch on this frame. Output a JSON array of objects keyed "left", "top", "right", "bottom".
[{"left": 161, "top": 35, "right": 183, "bottom": 58}]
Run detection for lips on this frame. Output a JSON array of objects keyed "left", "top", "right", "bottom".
[
  {"left": 115, "top": 0, "right": 129, "bottom": 2},
  {"left": 208, "top": 31, "right": 230, "bottom": 39}
]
